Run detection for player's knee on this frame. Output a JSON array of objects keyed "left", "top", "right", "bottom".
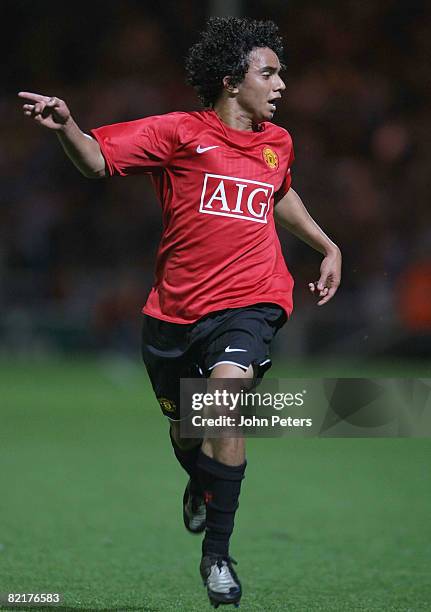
[{"left": 203, "top": 436, "right": 246, "bottom": 465}]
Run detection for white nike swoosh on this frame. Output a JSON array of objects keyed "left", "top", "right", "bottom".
[
  {"left": 225, "top": 346, "right": 247, "bottom": 353},
  {"left": 196, "top": 145, "right": 219, "bottom": 154}
]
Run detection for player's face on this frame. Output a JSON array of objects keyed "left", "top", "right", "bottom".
[{"left": 235, "top": 47, "right": 285, "bottom": 123}]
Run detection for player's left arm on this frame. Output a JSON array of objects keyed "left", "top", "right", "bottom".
[{"left": 274, "top": 187, "right": 341, "bottom": 306}]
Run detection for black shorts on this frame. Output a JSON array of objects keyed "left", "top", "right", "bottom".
[{"left": 141, "top": 303, "right": 286, "bottom": 420}]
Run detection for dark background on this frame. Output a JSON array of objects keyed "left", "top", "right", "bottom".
[{"left": 1, "top": 0, "right": 430, "bottom": 362}]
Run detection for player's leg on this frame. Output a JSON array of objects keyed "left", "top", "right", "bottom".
[
  {"left": 169, "top": 420, "right": 202, "bottom": 477},
  {"left": 193, "top": 304, "right": 286, "bottom": 607},
  {"left": 169, "top": 421, "right": 206, "bottom": 534},
  {"left": 198, "top": 363, "right": 252, "bottom": 608},
  {"left": 141, "top": 315, "right": 206, "bottom": 533}
]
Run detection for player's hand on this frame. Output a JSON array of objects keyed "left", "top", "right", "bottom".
[
  {"left": 308, "top": 247, "right": 342, "bottom": 306},
  {"left": 18, "top": 92, "right": 71, "bottom": 130}
]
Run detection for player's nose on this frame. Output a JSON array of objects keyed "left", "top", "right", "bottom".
[{"left": 276, "top": 76, "right": 286, "bottom": 92}]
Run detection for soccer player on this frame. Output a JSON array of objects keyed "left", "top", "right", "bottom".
[{"left": 19, "top": 17, "right": 341, "bottom": 608}]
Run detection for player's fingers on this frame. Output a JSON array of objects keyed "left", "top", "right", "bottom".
[
  {"left": 316, "top": 275, "right": 328, "bottom": 291},
  {"left": 35, "top": 101, "right": 55, "bottom": 117},
  {"left": 18, "top": 91, "right": 50, "bottom": 102},
  {"left": 317, "top": 287, "right": 337, "bottom": 306},
  {"left": 34, "top": 101, "right": 46, "bottom": 115},
  {"left": 46, "top": 96, "right": 59, "bottom": 107}
]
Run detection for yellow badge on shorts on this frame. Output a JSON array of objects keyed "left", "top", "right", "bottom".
[
  {"left": 262, "top": 146, "right": 279, "bottom": 170},
  {"left": 158, "top": 397, "right": 176, "bottom": 413}
]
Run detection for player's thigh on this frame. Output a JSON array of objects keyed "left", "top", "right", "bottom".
[
  {"left": 141, "top": 315, "right": 198, "bottom": 420},
  {"left": 199, "top": 303, "right": 285, "bottom": 381},
  {"left": 210, "top": 363, "right": 253, "bottom": 380}
]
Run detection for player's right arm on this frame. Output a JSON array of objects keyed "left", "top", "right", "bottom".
[{"left": 18, "top": 92, "right": 106, "bottom": 179}]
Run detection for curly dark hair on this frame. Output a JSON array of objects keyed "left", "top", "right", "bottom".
[{"left": 185, "top": 17, "right": 284, "bottom": 107}]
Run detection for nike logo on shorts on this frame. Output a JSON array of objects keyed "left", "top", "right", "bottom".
[
  {"left": 196, "top": 145, "right": 219, "bottom": 153},
  {"left": 225, "top": 346, "right": 247, "bottom": 353}
]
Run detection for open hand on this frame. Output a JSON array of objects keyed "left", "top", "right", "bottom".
[
  {"left": 308, "top": 247, "right": 342, "bottom": 306},
  {"left": 18, "top": 91, "right": 71, "bottom": 130}
]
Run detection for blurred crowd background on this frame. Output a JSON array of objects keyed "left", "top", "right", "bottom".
[{"left": 1, "top": 0, "right": 430, "bottom": 362}]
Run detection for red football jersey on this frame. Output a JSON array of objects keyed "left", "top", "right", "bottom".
[{"left": 91, "top": 110, "right": 295, "bottom": 323}]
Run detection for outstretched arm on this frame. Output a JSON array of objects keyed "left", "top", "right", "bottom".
[
  {"left": 18, "top": 92, "right": 106, "bottom": 179},
  {"left": 274, "top": 188, "right": 342, "bottom": 306}
]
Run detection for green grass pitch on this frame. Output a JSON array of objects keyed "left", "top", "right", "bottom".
[{"left": 0, "top": 358, "right": 430, "bottom": 611}]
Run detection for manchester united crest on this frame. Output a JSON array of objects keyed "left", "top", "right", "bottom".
[
  {"left": 158, "top": 397, "right": 176, "bottom": 413},
  {"left": 262, "top": 146, "right": 279, "bottom": 170}
]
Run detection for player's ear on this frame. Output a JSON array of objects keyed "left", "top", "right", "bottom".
[{"left": 223, "top": 76, "right": 239, "bottom": 95}]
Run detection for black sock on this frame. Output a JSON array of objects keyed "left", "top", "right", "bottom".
[
  {"left": 169, "top": 429, "right": 202, "bottom": 493},
  {"left": 197, "top": 450, "right": 247, "bottom": 557}
]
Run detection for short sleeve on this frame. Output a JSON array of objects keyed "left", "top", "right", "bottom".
[
  {"left": 90, "top": 113, "right": 182, "bottom": 177},
  {"left": 274, "top": 139, "right": 295, "bottom": 202}
]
